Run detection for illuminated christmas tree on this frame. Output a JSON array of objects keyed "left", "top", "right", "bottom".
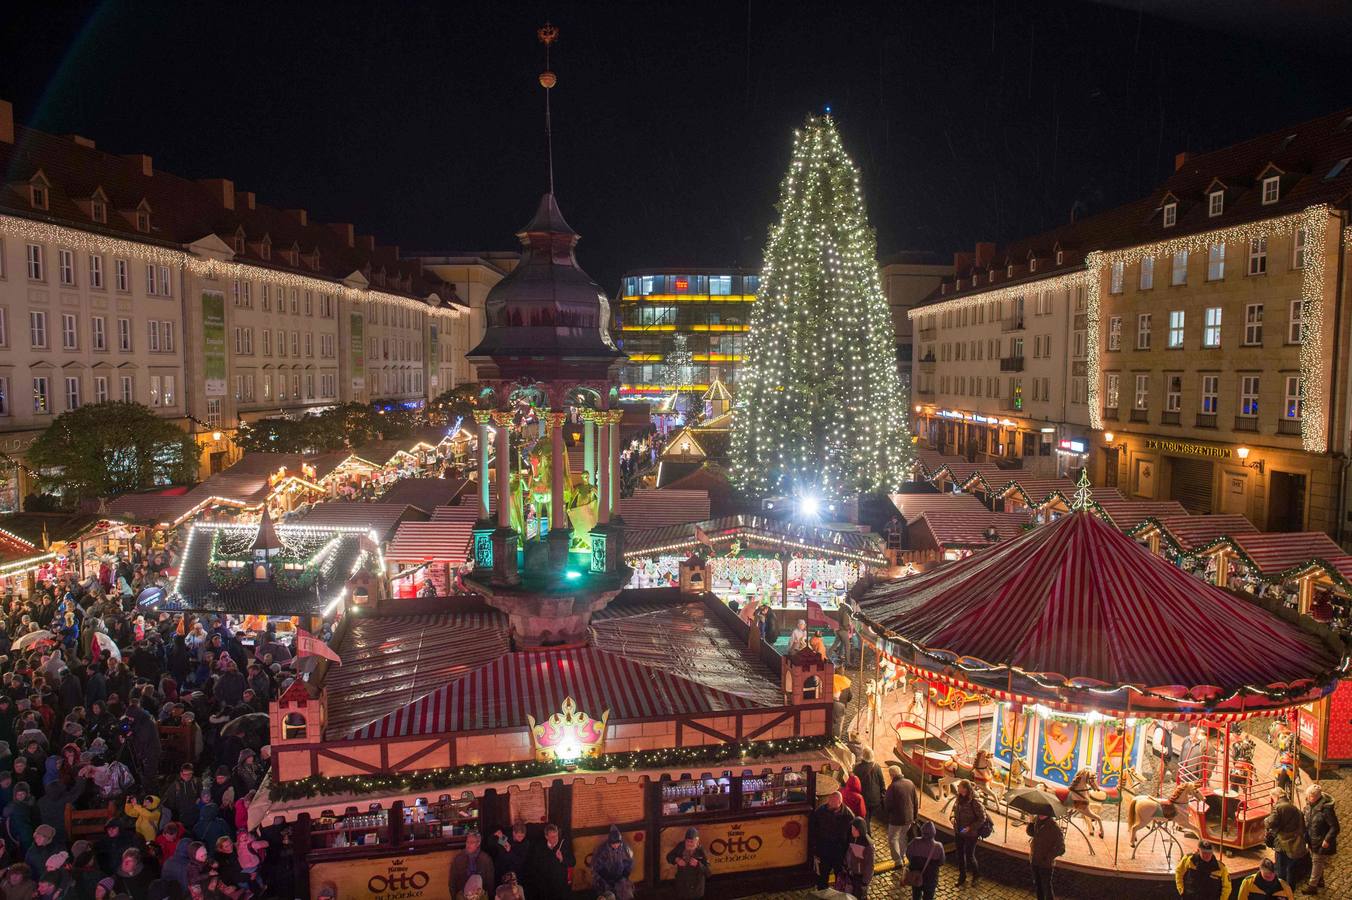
[{"left": 731, "top": 114, "right": 913, "bottom": 500}]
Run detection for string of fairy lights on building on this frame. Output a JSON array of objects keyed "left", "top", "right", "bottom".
[
  {"left": 731, "top": 115, "right": 912, "bottom": 501},
  {"left": 0, "top": 214, "right": 465, "bottom": 318}
]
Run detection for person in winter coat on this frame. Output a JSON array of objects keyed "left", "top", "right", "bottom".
[
  {"left": 490, "top": 824, "right": 530, "bottom": 884},
  {"left": 1237, "top": 858, "right": 1294, "bottom": 899},
  {"left": 0, "top": 862, "right": 32, "bottom": 900},
  {"left": 161, "top": 764, "right": 202, "bottom": 831},
  {"left": 1027, "top": 814, "right": 1065, "bottom": 900},
  {"left": 883, "top": 765, "right": 918, "bottom": 865},
  {"left": 1265, "top": 800, "right": 1310, "bottom": 887},
  {"left": 95, "top": 820, "right": 138, "bottom": 876},
  {"left": 68, "top": 840, "right": 103, "bottom": 898},
  {"left": 949, "top": 779, "right": 987, "bottom": 886},
  {"left": 590, "top": 825, "right": 634, "bottom": 900},
  {"left": 111, "top": 847, "right": 156, "bottom": 896},
  {"left": 839, "top": 817, "right": 875, "bottom": 898},
  {"left": 161, "top": 839, "right": 195, "bottom": 890},
  {"left": 449, "top": 831, "right": 495, "bottom": 898},
  {"left": 840, "top": 775, "right": 867, "bottom": 820},
  {"left": 235, "top": 828, "right": 267, "bottom": 889},
  {"left": 125, "top": 702, "right": 160, "bottom": 786},
  {"left": 852, "top": 748, "right": 886, "bottom": 825},
  {"left": 1303, "top": 784, "right": 1339, "bottom": 894},
  {"left": 24, "top": 825, "right": 62, "bottom": 880},
  {"left": 192, "top": 803, "right": 230, "bottom": 851},
  {"left": 4, "top": 782, "right": 36, "bottom": 852},
  {"left": 665, "top": 827, "right": 710, "bottom": 900},
  {"left": 1175, "top": 840, "right": 1230, "bottom": 900},
  {"left": 154, "top": 822, "right": 186, "bottom": 869},
  {"left": 808, "top": 791, "right": 853, "bottom": 891},
  {"left": 524, "top": 824, "right": 574, "bottom": 900},
  {"left": 123, "top": 794, "right": 163, "bottom": 843},
  {"left": 905, "top": 820, "right": 945, "bottom": 900}
]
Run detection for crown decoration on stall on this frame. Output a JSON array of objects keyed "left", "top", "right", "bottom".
[{"left": 526, "top": 696, "right": 609, "bottom": 763}]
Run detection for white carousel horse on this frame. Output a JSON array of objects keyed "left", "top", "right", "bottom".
[
  {"left": 1126, "top": 781, "right": 1204, "bottom": 847},
  {"left": 937, "top": 750, "right": 999, "bottom": 809},
  {"left": 1066, "top": 768, "right": 1106, "bottom": 838}
]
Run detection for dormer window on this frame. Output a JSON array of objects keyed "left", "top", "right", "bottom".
[
  {"left": 1055, "top": 250, "right": 1064, "bottom": 266},
  {"left": 260, "top": 236, "right": 272, "bottom": 261},
  {"left": 1162, "top": 202, "right": 1177, "bottom": 228},
  {"left": 232, "top": 234, "right": 245, "bottom": 254},
  {"left": 30, "top": 183, "right": 48, "bottom": 211},
  {"left": 1262, "top": 175, "right": 1280, "bottom": 205},
  {"left": 970, "top": 273, "right": 977, "bottom": 287},
  {"left": 91, "top": 199, "right": 106, "bottom": 223},
  {"left": 1029, "top": 258, "right": 1038, "bottom": 273},
  {"left": 135, "top": 211, "right": 150, "bottom": 233},
  {"left": 988, "top": 270, "right": 996, "bottom": 283},
  {"left": 1006, "top": 264, "right": 1014, "bottom": 278},
  {"left": 1208, "top": 191, "right": 1224, "bottom": 217}
]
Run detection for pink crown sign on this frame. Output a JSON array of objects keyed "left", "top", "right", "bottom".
[{"left": 526, "top": 696, "right": 610, "bottom": 763}]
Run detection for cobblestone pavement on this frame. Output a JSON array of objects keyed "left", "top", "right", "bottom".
[{"left": 738, "top": 767, "right": 1352, "bottom": 899}]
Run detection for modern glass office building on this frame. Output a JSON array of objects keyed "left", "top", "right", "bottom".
[{"left": 616, "top": 269, "right": 759, "bottom": 398}]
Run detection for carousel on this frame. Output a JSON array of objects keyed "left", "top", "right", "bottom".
[{"left": 851, "top": 475, "right": 1346, "bottom": 880}]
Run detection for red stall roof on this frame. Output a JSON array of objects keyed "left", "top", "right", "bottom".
[
  {"left": 1094, "top": 500, "right": 1188, "bottom": 532},
  {"left": 384, "top": 508, "right": 478, "bottom": 563},
  {"left": 857, "top": 509, "right": 1340, "bottom": 710},
  {"left": 1222, "top": 531, "right": 1348, "bottom": 577},
  {"left": 912, "top": 511, "right": 1033, "bottom": 548},
  {"left": 1135, "top": 513, "right": 1260, "bottom": 551},
  {"left": 889, "top": 492, "right": 988, "bottom": 524}
]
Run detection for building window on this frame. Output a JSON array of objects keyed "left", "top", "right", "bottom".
[
  {"left": 1201, "top": 375, "right": 1219, "bottom": 413},
  {"left": 0, "top": 308, "right": 6, "bottom": 347},
  {"left": 26, "top": 244, "right": 43, "bottom": 281},
  {"left": 262, "top": 328, "right": 271, "bottom": 356},
  {"left": 261, "top": 284, "right": 271, "bottom": 311},
  {"left": 1284, "top": 376, "right": 1303, "bottom": 421},
  {"left": 1134, "top": 374, "right": 1150, "bottom": 410},
  {"left": 1110, "top": 261, "right": 1124, "bottom": 293},
  {"left": 58, "top": 249, "right": 75, "bottom": 286},
  {"left": 91, "top": 199, "right": 106, "bottom": 223},
  {"left": 1248, "top": 238, "right": 1267, "bottom": 275},
  {"left": 61, "top": 314, "right": 78, "bottom": 350},
  {"left": 32, "top": 376, "right": 49, "bottom": 413},
  {"left": 149, "top": 375, "right": 161, "bottom": 406},
  {"left": 135, "top": 211, "right": 150, "bottom": 233},
  {"left": 94, "top": 375, "right": 108, "bottom": 403},
  {"left": 1136, "top": 313, "right": 1151, "bottom": 350},
  {"left": 1107, "top": 316, "right": 1122, "bottom": 351},
  {"left": 159, "top": 266, "right": 172, "bottom": 296},
  {"left": 117, "top": 318, "right": 131, "bottom": 352},
  {"left": 1203, "top": 307, "right": 1222, "bottom": 348},
  {"left": 1208, "top": 191, "right": 1224, "bottom": 217},
  {"left": 1162, "top": 202, "right": 1177, "bottom": 228},
  {"left": 1171, "top": 251, "right": 1187, "bottom": 285},
  {"left": 1244, "top": 304, "right": 1263, "bottom": 346},
  {"left": 206, "top": 398, "right": 221, "bottom": 427},
  {"left": 146, "top": 265, "right": 159, "bottom": 296},
  {"left": 1165, "top": 375, "right": 1182, "bottom": 412},
  {"left": 148, "top": 321, "right": 160, "bottom": 352},
  {"left": 120, "top": 376, "right": 133, "bottom": 403},
  {"left": 161, "top": 321, "right": 174, "bottom": 353},
  {"left": 305, "top": 333, "right": 313, "bottom": 357},
  {"left": 1239, "top": 376, "right": 1260, "bottom": 417},
  {"left": 115, "top": 259, "right": 129, "bottom": 292},
  {"left": 29, "top": 311, "right": 47, "bottom": 349},
  {"left": 30, "top": 183, "right": 47, "bottom": 210},
  {"left": 163, "top": 375, "right": 175, "bottom": 406},
  {"left": 88, "top": 255, "right": 103, "bottom": 289},
  {"left": 91, "top": 316, "right": 106, "bottom": 351},
  {"left": 1293, "top": 228, "right": 1309, "bottom": 269},
  {"left": 64, "top": 377, "right": 80, "bottom": 410},
  {"left": 1207, "top": 243, "right": 1226, "bottom": 280},
  {"left": 1139, "top": 257, "right": 1154, "bottom": 290},
  {"left": 1262, "top": 175, "right": 1280, "bottom": 204},
  {"left": 1168, "top": 310, "right": 1185, "bottom": 348},
  {"left": 242, "top": 282, "right": 251, "bottom": 307},
  {"left": 243, "top": 328, "right": 252, "bottom": 355},
  {"left": 1289, "top": 299, "right": 1308, "bottom": 344},
  {"left": 1056, "top": 250, "right": 1064, "bottom": 266},
  {"left": 0, "top": 377, "right": 8, "bottom": 416},
  {"left": 1104, "top": 373, "right": 1120, "bottom": 409}
]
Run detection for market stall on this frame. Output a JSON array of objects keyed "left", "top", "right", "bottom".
[
  {"left": 852, "top": 478, "right": 1345, "bottom": 880},
  {"left": 383, "top": 505, "right": 479, "bottom": 597}
]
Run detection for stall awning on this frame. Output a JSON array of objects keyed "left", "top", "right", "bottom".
[
  {"left": 1093, "top": 500, "right": 1188, "bottom": 532},
  {"left": 889, "top": 492, "right": 987, "bottom": 524},
  {"left": 913, "top": 511, "right": 1033, "bottom": 549},
  {"left": 350, "top": 644, "right": 772, "bottom": 740},
  {"left": 384, "top": 510, "right": 478, "bottom": 563},
  {"left": 618, "top": 488, "right": 711, "bottom": 530},
  {"left": 1220, "top": 531, "right": 1348, "bottom": 577},
  {"left": 377, "top": 477, "right": 469, "bottom": 511},
  {"left": 295, "top": 502, "right": 428, "bottom": 544},
  {"left": 1132, "top": 513, "right": 1259, "bottom": 552}
]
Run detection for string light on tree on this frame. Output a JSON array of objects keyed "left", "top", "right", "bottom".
[{"left": 731, "top": 114, "right": 913, "bottom": 501}]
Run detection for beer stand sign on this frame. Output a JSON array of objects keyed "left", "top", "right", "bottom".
[{"left": 308, "top": 851, "right": 456, "bottom": 900}]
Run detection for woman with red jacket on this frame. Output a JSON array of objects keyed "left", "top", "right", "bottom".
[{"left": 841, "top": 774, "right": 868, "bottom": 819}]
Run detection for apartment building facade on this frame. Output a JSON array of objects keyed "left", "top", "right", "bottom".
[
  {"left": 0, "top": 100, "right": 480, "bottom": 506},
  {"left": 879, "top": 250, "right": 952, "bottom": 387},
  {"left": 915, "top": 107, "right": 1352, "bottom": 536}
]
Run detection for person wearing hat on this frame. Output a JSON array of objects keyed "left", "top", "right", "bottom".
[
  {"left": 458, "top": 873, "right": 488, "bottom": 900},
  {"left": 0, "top": 861, "right": 33, "bottom": 900},
  {"left": 68, "top": 840, "right": 102, "bottom": 897},
  {"left": 590, "top": 825, "right": 634, "bottom": 900},
  {"left": 1265, "top": 799, "right": 1310, "bottom": 887},
  {"left": 25, "top": 824, "right": 63, "bottom": 880},
  {"left": 1238, "top": 858, "right": 1295, "bottom": 899},
  {"left": 450, "top": 830, "right": 495, "bottom": 898},
  {"left": 95, "top": 819, "right": 138, "bottom": 875},
  {"left": 112, "top": 847, "right": 154, "bottom": 896},
  {"left": 1175, "top": 839, "right": 1231, "bottom": 899},
  {"left": 92, "top": 875, "right": 117, "bottom": 900},
  {"left": 904, "top": 820, "right": 945, "bottom": 900},
  {"left": 493, "top": 869, "right": 524, "bottom": 900},
  {"left": 665, "top": 827, "right": 710, "bottom": 899}
]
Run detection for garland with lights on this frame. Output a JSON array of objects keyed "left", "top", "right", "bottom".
[
  {"left": 270, "top": 734, "right": 834, "bottom": 801},
  {"left": 730, "top": 114, "right": 913, "bottom": 501}
]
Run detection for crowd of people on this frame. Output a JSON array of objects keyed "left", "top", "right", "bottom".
[{"left": 0, "top": 554, "right": 297, "bottom": 900}]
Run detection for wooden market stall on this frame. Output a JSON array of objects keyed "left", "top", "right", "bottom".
[{"left": 383, "top": 505, "right": 480, "bottom": 597}]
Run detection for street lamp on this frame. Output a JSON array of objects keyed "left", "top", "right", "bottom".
[{"left": 1236, "top": 446, "right": 1265, "bottom": 474}]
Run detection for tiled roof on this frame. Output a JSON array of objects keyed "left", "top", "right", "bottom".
[
  {"left": 295, "top": 501, "right": 429, "bottom": 543},
  {"left": 1, "top": 123, "right": 440, "bottom": 299},
  {"left": 912, "top": 510, "right": 1033, "bottom": 548},
  {"left": 889, "top": 492, "right": 989, "bottom": 525},
  {"left": 376, "top": 477, "right": 469, "bottom": 511},
  {"left": 617, "top": 488, "right": 711, "bottom": 530}
]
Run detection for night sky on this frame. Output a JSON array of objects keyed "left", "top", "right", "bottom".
[{"left": 4, "top": 1, "right": 1350, "bottom": 289}]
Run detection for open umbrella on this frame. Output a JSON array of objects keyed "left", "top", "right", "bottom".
[
  {"left": 136, "top": 586, "right": 165, "bottom": 607},
  {"left": 220, "top": 713, "right": 270, "bottom": 749},
  {"left": 1003, "top": 787, "right": 1067, "bottom": 818},
  {"left": 12, "top": 630, "right": 55, "bottom": 651},
  {"left": 93, "top": 632, "right": 121, "bottom": 660}
]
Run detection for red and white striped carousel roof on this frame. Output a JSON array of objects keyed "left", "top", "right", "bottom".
[
  {"left": 858, "top": 509, "right": 1338, "bottom": 698},
  {"left": 348, "top": 645, "right": 771, "bottom": 739}
]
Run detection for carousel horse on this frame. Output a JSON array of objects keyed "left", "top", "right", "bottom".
[
  {"left": 1119, "top": 766, "right": 1149, "bottom": 799},
  {"left": 1064, "top": 768, "right": 1106, "bottom": 837},
  {"left": 938, "top": 750, "right": 999, "bottom": 809},
  {"left": 1126, "top": 781, "right": 1203, "bottom": 847}
]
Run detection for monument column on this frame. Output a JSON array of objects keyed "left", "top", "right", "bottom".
[
  {"left": 474, "top": 410, "right": 493, "bottom": 519},
  {"left": 597, "top": 412, "right": 611, "bottom": 526},
  {"left": 549, "top": 411, "right": 568, "bottom": 530},
  {"left": 582, "top": 409, "right": 596, "bottom": 491},
  {"left": 493, "top": 411, "right": 514, "bottom": 529}
]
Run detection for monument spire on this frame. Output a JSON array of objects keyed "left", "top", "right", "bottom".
[{"left": 537, "top": 22, "right": 559, "bottom": 196}]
